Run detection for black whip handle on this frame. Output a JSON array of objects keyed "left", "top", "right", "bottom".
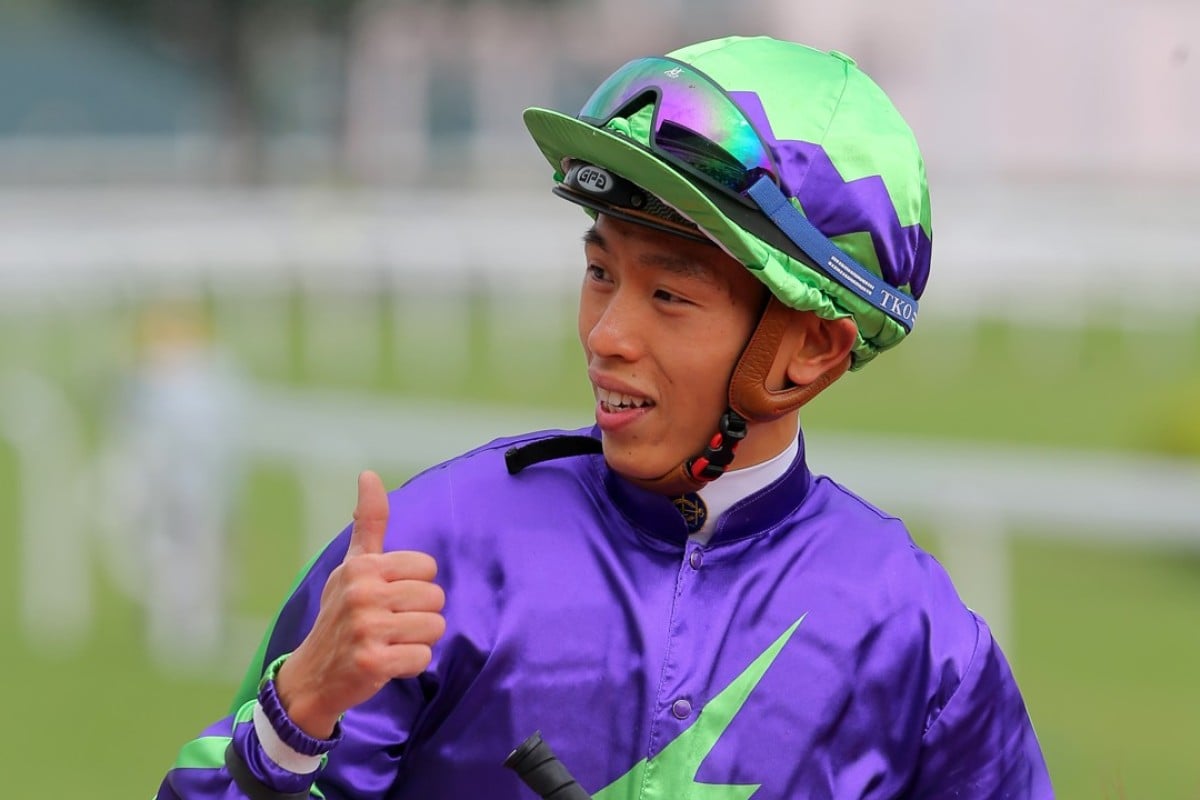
[{"left": 504, "top": 731, "right": 593, "bottom": 800}]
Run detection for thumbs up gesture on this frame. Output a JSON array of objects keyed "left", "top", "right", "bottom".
[{"left": 276, "top": 471, "right": 446, "bottom": 738}]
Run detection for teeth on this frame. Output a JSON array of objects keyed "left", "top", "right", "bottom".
[{"left": 597, "top": 387, "right": 652, "bottom": 410}]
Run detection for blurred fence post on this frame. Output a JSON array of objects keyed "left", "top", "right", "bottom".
[
  {"left": 934, "top": 509, "right": 1013, "bottom": 659},
  {"left": 0, "top": 372, "right": 92, "bottom": 652}
]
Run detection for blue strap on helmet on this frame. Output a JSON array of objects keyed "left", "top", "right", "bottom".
[{"left": 746, "top": 176, "right": 918, "bottom": 332}]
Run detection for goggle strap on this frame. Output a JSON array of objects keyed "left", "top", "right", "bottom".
[{"left": 745, "top": 177, "right": 918, "bottom": 332}]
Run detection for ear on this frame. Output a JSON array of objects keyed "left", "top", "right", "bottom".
[{"left": 779, "top": 312, "right": 858, "bottom": 388}]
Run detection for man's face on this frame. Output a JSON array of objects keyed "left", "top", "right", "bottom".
[{"left": 578, "top": 214, "right": 767, "bottom": 482}]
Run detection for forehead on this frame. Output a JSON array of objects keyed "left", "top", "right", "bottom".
[{"left": 586, "top": 215, "right": 749, "bottom": 288}]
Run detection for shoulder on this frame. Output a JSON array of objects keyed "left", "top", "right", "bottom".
[
  {"left": 395, "top": 425, "right": 599, "bottom": 498},
  {"left": 799, "top": 473, "right": 945, "bottom": 591},
  {"left": 798, "top": 472, "right": 983, "bottom": 668},
  {"left": 805, "top": 472, "right": 907, "bottom": 531},
  {"left": 795, "top": 476, "right": 1017, "bottom": 738},
  {"left": 379, "top": 426, "right": 602, "bottom": 547}
]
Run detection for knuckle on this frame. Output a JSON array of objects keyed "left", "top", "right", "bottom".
[
  {"left": 351, "top": 646, "right": 379, "bottom": 675},
  {"left": 352, "top": 507, "right": 387, "bottom": 526},
  {"left": 341, "top": 581, "right": 375, "bottom": 609},
  {"left": 347, "top": 612, "right": 376, "bottom": 644},
  {"left": 339, "top": 557, "right": 369, "bottom": 580}
]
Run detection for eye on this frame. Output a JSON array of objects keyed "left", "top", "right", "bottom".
[
  {"left": 586, "top": 264, "right": 611, "bottom": 283},
  {"left": 653, "top": 288, "right": 686, "bottom": 304}
]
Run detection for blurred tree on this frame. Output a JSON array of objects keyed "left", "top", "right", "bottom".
[
  {"left": 62, "top": 0, "right": 579, "bottom": 181},
  {"left": 66, "top": 0, "right": 362, "bottom": 182}
]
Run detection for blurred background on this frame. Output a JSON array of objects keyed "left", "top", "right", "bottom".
[{"left": 1, "top": 0, "right": 1198, "bottom": 796}]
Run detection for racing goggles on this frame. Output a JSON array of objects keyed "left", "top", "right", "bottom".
[{"left": 577, "top": 56, "right": 919, "bottom": 332}]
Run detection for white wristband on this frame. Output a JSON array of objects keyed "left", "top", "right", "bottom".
[{"left": 252, "top": 700, "right": 324, "bottom": 775}]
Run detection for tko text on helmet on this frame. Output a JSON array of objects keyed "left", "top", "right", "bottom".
[{"left": 879, "top": 289, "right": 916, "bottom": 322}]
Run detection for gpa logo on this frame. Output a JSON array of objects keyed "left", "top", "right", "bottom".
[{"left": 575, "top": 166, "right": 611, "bottom": 194}]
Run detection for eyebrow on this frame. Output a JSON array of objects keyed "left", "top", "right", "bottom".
[{"left": 583, "top": 224, "right": 718, "bottom": 283}]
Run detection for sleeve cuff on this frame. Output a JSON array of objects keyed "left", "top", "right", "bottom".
[{"left": 253, "top": 653, "right": 342, "bottom": 774}]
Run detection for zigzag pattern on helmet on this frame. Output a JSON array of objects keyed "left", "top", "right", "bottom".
[{"left": 729, "top": 91, "right": 932, "bottom": 299}]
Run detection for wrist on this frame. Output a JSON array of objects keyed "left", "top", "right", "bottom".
[
  {"left": 260, "top": 654, "right": 343, "bottom": 753},
  {"left": 273, "top": 654, "right": 343, "bottom": 740}
]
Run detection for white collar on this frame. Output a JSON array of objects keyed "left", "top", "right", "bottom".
[{"left": 688, "top": 436, "right": 799, "bottom": 545}]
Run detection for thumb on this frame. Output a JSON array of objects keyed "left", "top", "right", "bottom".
[{"left": 346, "top": 470, "right": 389, "bottom": 558}]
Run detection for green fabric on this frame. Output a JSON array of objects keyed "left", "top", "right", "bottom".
[
  {"left": 168, "top": 701, "right": 253, "bottom": 770},
  {"left": 231, "top": 550, "right": 325, "bottom": 713},
  {"left": 592, "top": 616, "right": 806, "bottom": 799},
  {"left": 258, "top": 652, "right": 292, "bottom": 693},
  {"left": 169, "top": 705, "right": 258, "bottom": 772},
  {"left": 669, "top": 36, "right": 931, "bottom": 236},
  {"left": 171, "top": 736, "right": 230, "bottom": 770},
  {"left": 169, "top": 691, "right": 327, "bottom": 798}
]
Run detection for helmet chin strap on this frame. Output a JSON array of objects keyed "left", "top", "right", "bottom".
[{"left": 623, "top": 296, "right": 852, "bottom": 496}]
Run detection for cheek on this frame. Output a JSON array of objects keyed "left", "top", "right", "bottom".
[
  {"left": 671, "top": 334, "right": 742, "bottom": 407},
  {"left": 676, "top": 319, "right": 756, "bottom": 405}
]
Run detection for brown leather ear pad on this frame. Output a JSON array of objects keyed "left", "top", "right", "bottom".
[
  {"left": 729, "top": 296, "right": 851, "bottom": 422},
  {"left": 621, "top": 297, "right": 851, "bottom": 496}
]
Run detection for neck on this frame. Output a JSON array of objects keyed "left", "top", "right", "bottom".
[
  {"left": 727, "top": 412, "right": 799, "bottom": 469},
  {"left": 689, "top": 435, "right": 799, "bottom": 544},
  {"left": 619, "top": 411, "right": 800, "bottom": 497}
]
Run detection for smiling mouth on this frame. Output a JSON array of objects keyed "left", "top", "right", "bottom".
[{"left": 597, "top": 386, "right": 655, "bottom": 413}]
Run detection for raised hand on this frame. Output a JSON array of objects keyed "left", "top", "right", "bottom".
[{"left": 275, "top": 470, "right": 446, "bottom": 738}]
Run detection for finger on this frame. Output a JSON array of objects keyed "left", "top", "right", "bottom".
[
  {"left": 385, "top": 612, "right": 447, "bottom": 645},
  {"left": 380, "top": 643, "right": 435, "bottom": 679},
  {"left": 379, "top": 578, "right": 445, "bottom": 613},
  {"left": 347, "top": 470, "right": 389, "bottom": 558},
  {"left": 376, "top": 551, "right": 439, "bottom": 583}
]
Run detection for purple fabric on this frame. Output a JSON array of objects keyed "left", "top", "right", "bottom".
[
  {"left": 259, "top": 674, "right": 341, "bottom": 757},
  {"left": 729, "top": 90, "right": 932, "bottom": 298},
  {"left": 157, "top": 427, "right": 1051, "bottom": 799},
  {"left": 232, "top": 717, "right": 320, "bottom": 796}
]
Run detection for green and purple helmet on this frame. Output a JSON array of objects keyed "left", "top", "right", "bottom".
[{"left": 523, "top": 35, "right": 932, "bottom": 368}]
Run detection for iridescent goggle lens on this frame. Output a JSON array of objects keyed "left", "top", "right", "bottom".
[{"left": 577, "top": 57, "right": 780, "bottom": 201}]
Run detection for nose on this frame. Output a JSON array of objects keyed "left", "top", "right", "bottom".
[{"left": 582, "top": 288, "right": 645, "bottom": 362}]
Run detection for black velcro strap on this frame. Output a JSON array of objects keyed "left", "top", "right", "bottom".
[
  {"left": 505, "top": 436, "right": 603, "bottom": 475},
  {"left": 224, "top": 743, "right": 313, "bottom": 800}
]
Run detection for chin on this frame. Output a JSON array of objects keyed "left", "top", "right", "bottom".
[{"left": 600, "top": 439, "right": 674, "bottom": 483}]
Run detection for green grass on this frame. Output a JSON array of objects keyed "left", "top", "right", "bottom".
[
  {"left": 1007, "top": 538, "right": 1200, "bottom": 798},
  {"left": 2, "top": 291, "right": 1199, "bottom": 798}
]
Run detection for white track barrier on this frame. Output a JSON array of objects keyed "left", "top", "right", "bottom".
[{"left": 8, "top": 375, "right": 1195, "bottom": 669}]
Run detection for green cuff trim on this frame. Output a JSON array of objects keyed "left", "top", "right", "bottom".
[{"left": 258, "top": 652, "right": 292, "bottom": 693}]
